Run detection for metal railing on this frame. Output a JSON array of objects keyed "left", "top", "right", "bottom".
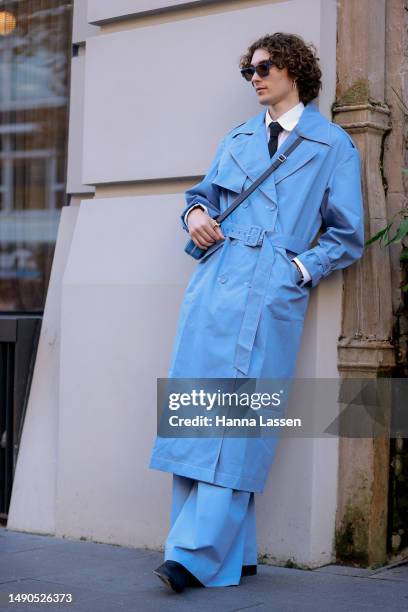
[{"left": 0, "top": 315, "right": 41, "bottom": 522}]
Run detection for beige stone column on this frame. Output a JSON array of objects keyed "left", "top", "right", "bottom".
[{"left": 333, "top": 0, "right": 396, "bottom": 567}]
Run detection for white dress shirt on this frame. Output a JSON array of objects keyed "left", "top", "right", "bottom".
[{"left": 184, "top": 101, "right": 311, "bottom": 285}]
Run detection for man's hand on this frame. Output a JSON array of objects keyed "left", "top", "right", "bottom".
[{"left": 187, "top": 208, "right": 225, "bottom": 250}]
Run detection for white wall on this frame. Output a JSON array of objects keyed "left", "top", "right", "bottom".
[
  {"left": 87, "top": 0, "right": 202, "bottom": 24},
  {"left": 73, "top": 0, "right": 98, "bottom": 44},
  {"left": 82, "top": 0, "right": 326, "bottom": 184},
  {"left": 7, "top": 206, "right": 79, "bottom": 535},
  {"left": 68, "top": 0, "right": 98, "bottom": 195}
]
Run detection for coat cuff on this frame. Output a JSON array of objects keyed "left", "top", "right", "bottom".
[
  {"left": 180, "top": 198, "right": 219, "bottom": 232},
  {"left": 293, "top": 246, "right": 333, "bottom": 288},
  {"left": 183, "top": 203, "right": 208, "bottom": 228}
]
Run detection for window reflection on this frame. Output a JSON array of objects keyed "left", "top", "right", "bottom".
[{"left": 0, "top": 1, "right": 72, "bottom": 311}]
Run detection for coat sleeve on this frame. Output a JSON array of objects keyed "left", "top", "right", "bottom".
[
  {"left": 180, "top": 136, "right": 227, "bottom": 232},
  {"left": 294, "top": 145, "right": 365, "bottom": 288}
]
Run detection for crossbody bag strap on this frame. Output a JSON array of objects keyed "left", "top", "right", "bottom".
[{"left": 215, "top": 135, "right": 304, "bottom": 225}]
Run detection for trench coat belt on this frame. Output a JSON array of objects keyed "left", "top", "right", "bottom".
[{"left": 221, "top": 221, "right": 310, "bottom": 376}]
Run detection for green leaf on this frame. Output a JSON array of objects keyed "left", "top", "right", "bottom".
[
  {"left": 400, "top": 250, "right": 408, "bottom": 261},
  {"left": 365, "top": 222, "right": 394, "bottom": 246},
  {"left": 402, "top": 282, "right": 408, "bottom": 292},
  {"left": 383, "top": 218, "right": 408, "bottom": 245}
]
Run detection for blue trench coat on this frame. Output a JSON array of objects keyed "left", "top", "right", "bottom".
[{"left": 149, "top": 101, "right": 365, "bottom": 493}]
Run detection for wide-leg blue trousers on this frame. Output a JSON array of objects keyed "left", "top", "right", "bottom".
[{"left": 164, "top": 474, "right": 257, "bottom": 587}]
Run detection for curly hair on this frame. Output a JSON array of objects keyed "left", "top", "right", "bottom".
[{"left": 239, "top": 33, "right": 322, "bottom": 105}]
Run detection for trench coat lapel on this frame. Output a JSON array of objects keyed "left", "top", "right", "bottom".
[
  {"left": 228, "top": 112, "right": 279, "bottom": 205},
  {"left": 217, "top": 101, "right": 331, "bottom": 204},
  {"left": 273, "top": 101, "right": 331, "bottom": 184}
]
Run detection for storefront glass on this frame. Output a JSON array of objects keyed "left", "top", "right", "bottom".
[{"left": 0, "top": 1, "right": 72, "bottom": 311}]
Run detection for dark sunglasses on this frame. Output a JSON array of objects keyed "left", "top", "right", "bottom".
[{"left": 240, "top": 60, "right": 275, "bottom": 82}]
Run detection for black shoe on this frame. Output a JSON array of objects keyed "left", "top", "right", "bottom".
[
  {"left": 153, "top": 560, "right": 203, "bottom": 593},
  {"left": 241, "top": 564, "right": 257, "bottom": 577}
]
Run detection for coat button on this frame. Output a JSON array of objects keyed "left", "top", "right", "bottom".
[
  {"left": 219, "top": 275, "right": 228, "bottom": 284},
  {"left": 266, "top": 204, "right": 276, "bottom": 211},
  {"left": 242, "top": 201, "right": 249, "bottom": 208}
]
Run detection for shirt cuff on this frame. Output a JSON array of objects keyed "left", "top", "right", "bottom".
[
  {"left": 184, "top": 203, "right": 208, "bottom": 226},
  {"left": 292, "top": 257, "right": 312, "bottom": 286}
]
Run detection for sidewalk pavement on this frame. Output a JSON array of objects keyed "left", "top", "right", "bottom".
[{"left": 0, "top": 527, "right": 407, "bottom": 611}]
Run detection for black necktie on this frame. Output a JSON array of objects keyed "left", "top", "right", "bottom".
[{"left": 268, "top": 121, "right": 284, "bottom": 158}]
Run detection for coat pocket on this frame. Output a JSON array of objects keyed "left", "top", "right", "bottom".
[
  {"left": 266, "top": 248, "right": 310, "bottom": 321},
  {"left": 284, "top": 248, "right": 303, "bottom": 286}
]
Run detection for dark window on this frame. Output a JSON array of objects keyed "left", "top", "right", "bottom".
[{"left": 0, "top": 1, "right": 73, "bottom": 311}]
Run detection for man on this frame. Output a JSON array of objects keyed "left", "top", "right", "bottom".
[{"left": 149, "top": 32, "right": 365, "bottom": 593}]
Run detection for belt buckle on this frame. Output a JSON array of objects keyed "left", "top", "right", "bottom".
[{"left": 245, "top": 225, "right": 263, "bottom": 247}]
